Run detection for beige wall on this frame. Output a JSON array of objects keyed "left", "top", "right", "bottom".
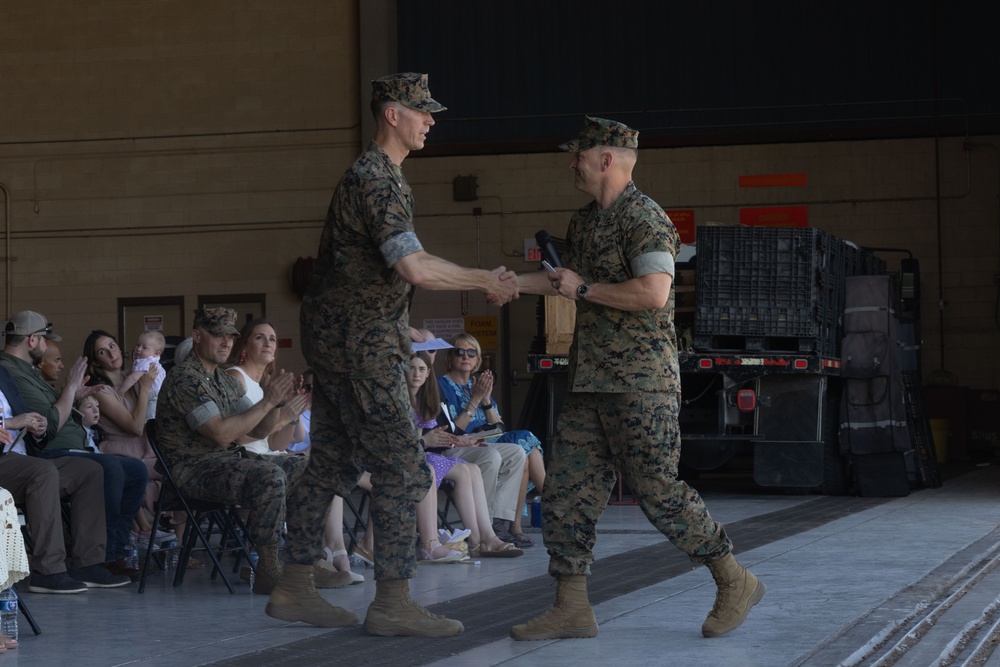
[{"left": 2, "top": 2, "right": 998, "bottom": 394}]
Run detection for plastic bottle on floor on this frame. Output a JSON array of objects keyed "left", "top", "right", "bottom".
[
  {"left": 248, "top": 551, "right": 258, "bottom": 589},
  {"left": 0, "top": 587, "right": 18, "bottom": 642},
  {"left": 164, "top": 540, "right": 179, "bottom": 570},
  {"left": 125, "top": 535, "right": 140, "bottom": 571}
]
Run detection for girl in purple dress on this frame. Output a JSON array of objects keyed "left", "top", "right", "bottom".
[{"left": 407, "top": 353, "right": 522, "bottom": 558}]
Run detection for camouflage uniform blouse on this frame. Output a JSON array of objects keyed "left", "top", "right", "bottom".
[
  {"left": 564, "top": 181, "right": 681, "bottom": 394},
  {"left": 156, "top": 351, "right": 253, "bottom": 471},
  {"left": 300, "top": 141, "right": 423, "bottom": 378}
]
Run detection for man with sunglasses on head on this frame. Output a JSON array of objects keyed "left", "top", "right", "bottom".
[
  {"left": 273, "top": 73, "right": 518, "bottom": 638},
  {"left": 1, "top": 310, "right": 147, "bottom": 584}
]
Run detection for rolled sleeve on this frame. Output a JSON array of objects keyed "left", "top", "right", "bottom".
[
  {"left": 382, "top": 231, "right": 423, "bottom": 267},
  {"left": 631, "top": 251, "right": 675, "bottom": 278}
]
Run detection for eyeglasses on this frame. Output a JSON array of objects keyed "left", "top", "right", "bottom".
[{"left": 450, "top": 348, "right": 478, "bottom": 358}]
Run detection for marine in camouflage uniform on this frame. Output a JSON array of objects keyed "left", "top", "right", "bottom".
[
  {"left": 289, "top": 110, "right": 433, "bottom": 583},
  {"left": 156, "top": 308, "right": 307, "bottom": 551},
  {"left": 547, "top": 141, "right": 730, "bottom": 575},
  {"left": 511, "top": 117, "right": 763, "bottom": 641},
  {"left": 277, "top": 73, "right": 515, "bottom": 637}
]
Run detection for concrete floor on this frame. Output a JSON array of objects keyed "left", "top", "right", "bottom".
[{"left": 9, "top": 464, "right": 1000, "bottom": 667}]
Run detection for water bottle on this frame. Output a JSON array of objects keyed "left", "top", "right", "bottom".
[
  {"left": 248, "top": 551, "right": 258, "bottom": 589},
  {"left": 125, "top": 536, "right": 140, "bottom": 571},
  {"left": 531, "top": 496, "right": 542, "bottom": 528},
  {"left": 164, "top": 540, "right": 179, "bottom": 570},
  {"left": 0, "top": 588, "right": 17, "bottom": 643}
]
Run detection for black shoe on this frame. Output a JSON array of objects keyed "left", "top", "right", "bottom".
[
  {"left": 492, "top": 518, "right": 515, "bottom": 543},
  {"left": 27, "top": 571, "right": 88, "bottom": 594},
  {"left": 104, "top": 559, "right": 141, "bottom": 582},
  {"left": 68, "top": 564, "right": 132, "bottom": 588}
]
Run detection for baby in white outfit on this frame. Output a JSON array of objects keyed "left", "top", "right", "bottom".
[{"left": 120, "top": 330, "right": 166, "bottom": 421}]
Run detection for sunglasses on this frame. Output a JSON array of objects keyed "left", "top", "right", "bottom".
[
  {"left": 450, "top": 348, "right": 478, "bottom": 358},
  {"left": 33, "top": 324, "right": 54, "bottom": 336}
]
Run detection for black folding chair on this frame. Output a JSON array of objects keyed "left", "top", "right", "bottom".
[
  {"left": 341, "top": 488, "right": 369, "bottom": 552},
  {"left": 139, "top": 420, "right": 254, "bottom": 594},
  {"left": 437, "top": 480, "right": 457, "bottom": 533},
  {"left": 12, "top": 586, "right": 40, "bottom": 635}
]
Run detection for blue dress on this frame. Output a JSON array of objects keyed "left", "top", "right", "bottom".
[{"left": 437, "top": 374, "right": 544, "bottom": 464}]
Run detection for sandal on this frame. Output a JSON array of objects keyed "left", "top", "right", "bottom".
[
  {"left": 186, "top": 556, "right": 205, "bottom": 569},
  {"left": 352, "top": 543, "right": 374, "bottom": 567},
  {"left": 508, "top": 531, "right": 536, "bottom": 548},
  {"left": 324, "top": 547, "right": 365, "bottom": 583},
  {"left": 418, "top": 540, "right": 466, "bottom": 564},
  {"left": 476, "top": 541, "right": 524, "bottom": 558}
]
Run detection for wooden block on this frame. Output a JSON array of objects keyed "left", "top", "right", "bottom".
[{"left": 545, "top": 295, "right": 576, "bottom": 355}]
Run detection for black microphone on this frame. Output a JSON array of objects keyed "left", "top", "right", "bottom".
[{"left": 535, "top": 230, "right": 563, "bottom": 268}]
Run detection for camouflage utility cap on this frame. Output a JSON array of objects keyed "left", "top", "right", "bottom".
[
  {"left": 4, "top": 310, "right": 63, "bottom": 341},
  {"left": 371, "top": 72, "right": 447, "bottom": 113},
  {"left": 559, "top": 115, "right": 639, "bottom": 152},
  {"left": 194, "top": 307, "right": 240, "bottom": 336}
]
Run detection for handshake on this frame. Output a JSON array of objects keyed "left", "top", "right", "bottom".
[{"left": 485, "top": 267, "right": 520, "bottom": 306}]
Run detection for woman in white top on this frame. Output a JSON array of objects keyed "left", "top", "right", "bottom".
[{"left": 225, "top": 318, "right": 307, "bottom": 455}]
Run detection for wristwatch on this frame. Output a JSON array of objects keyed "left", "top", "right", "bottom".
[{"left": 577, "top": 283, "right": 590, "bottom": 301}]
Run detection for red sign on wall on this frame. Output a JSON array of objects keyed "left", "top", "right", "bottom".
[
  {"left": 738, "top": 173, "right": 808, "bottom": 188},
  {"left": 666, "top": 209, "right": 695, "bottom": 243},
  {"left": 739, "top": 206, "right": 808, "bottom": 228}
]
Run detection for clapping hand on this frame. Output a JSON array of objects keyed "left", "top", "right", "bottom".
[
  {"left": 471, "top": 369, "right": 494, "bottom": 406},
  {"left": 279, "top": 390, "right": 310, "bottom": 423},
  {"left": 263, "top": 369, "right": 297, "bottom": 407},
  {"left": 68, "top": 357, "right": 100, "bottom": 402}
]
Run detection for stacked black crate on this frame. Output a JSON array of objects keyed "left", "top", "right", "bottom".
[{"left": 694, "top": 226, "right": 842, "bottom": 355}]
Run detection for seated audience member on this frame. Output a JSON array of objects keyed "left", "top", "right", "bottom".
[
  {"left": 349, "top": 466, "right": 467, "bottom": 566},
  {"left": 409, "top": 352, "right": 522, "bottom": 558},
  {"left": 75, "top": 394, "right": 101, "bottom": 453},
  {"left": 155, "top": 308, "right": 344, "bottom": 594},
  {"left": 286, "top": 368, "right": 314, "bottom": 454},
  {"left": 1, "top": 311, "right": 148, "bottom": 579},
  {"left": 0, "top": 364, "right": 130, "bottom": 592},
  {"left": 225, "top": 318, "right": 307, "bottom": 455},
  {"left": 84, "top": 330, "right": 174, "bottom": 549},
  {"left": 118, "top": 329, "right": 167, "bottom": 421},
  {"left": 0, "top": 484, "right": 27, "bottom": 650},
  {"left": 287, "top": 370, "right": 363, "bottom": 582},
  {"left": 436, "top": 333, "right": 535, "bottom": 546},
  {"left": 36, "top": 342, "right": 64, "bottom": 387}
]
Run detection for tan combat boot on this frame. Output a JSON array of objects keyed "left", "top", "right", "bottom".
[
  {"left": 701, "top": 553, "right": 765, "bottom": 637},
  {"left": 363, "top": 579, "right": 464, "bottom": 637},
  {"left": 251, "top": 542, "right": 283, "bottom": 595},
  {"left": 313, "top": 559, "right": 354, "bottom": 589},
  {"left": 265, "top": 563, "right": 358, "bottom": 627},
  {"left": 509, "top": 575, "right": 598, "bottom": 640}
]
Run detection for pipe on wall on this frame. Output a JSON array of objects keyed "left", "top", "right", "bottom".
[{"left": 1, "top": 181, "right": 9, "bottom": 319}]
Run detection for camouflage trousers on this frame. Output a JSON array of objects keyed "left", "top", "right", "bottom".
[
  {"left": 542, "top": 391, "right": 732, "bottom": 577},
  {"left": 283, "top": 362, "right": 432, "bottom": 581},
  {"left": 174, "top": 452, "right": 308, "bottom": 547}
]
